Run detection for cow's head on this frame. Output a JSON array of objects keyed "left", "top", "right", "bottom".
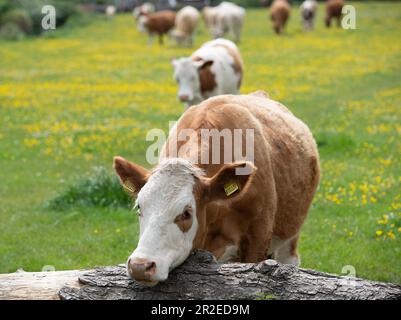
[
  {"left": 172, "top": 57, "right": 214, "bottom": 107},
  {"left": 136, "top": 13, "right": 149, "bottom": 33},
  {"left": 113, "top": 156, "right": 256, "bottom": 286},
  {"left": 169, "top": 30, "right": 186, "bottom": 46}
]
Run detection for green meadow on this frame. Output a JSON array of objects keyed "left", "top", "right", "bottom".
[{"left": 0, "top": 2, "right": 400, "bottom": 283}]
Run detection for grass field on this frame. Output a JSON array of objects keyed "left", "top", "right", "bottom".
[{"left": 0, "top": 2, "right": 400, "bottom": 283}]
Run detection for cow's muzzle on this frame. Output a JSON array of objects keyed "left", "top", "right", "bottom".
[
  {"left": 127, "top": 258, "right": 158, "bottom": 286},
  {"left": 178, "top": 94, "right": 190, "bottom": 102}
]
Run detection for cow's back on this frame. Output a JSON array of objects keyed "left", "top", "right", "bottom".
[
  {"left": 200, "top": 94, "right": 318, "bottom": 177},
  {"left": 147, "top": 11, "right": 176, "bottom": 34},
  {"left": 192, "top": 39, "right": 243, "bottom": 94},
  {"left": 166, "top": 93, "right": 318, "bottom": 191},
  {"left": 176, "top": 6, "right": 199, "bottom": 34},
  {"left": 233, "top": 94, "right": 320, "bottom": 238}
]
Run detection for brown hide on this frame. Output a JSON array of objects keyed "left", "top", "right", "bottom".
[
  {"left": 191, "top": 56, "right": 218, "bottom": 96},
  {"left": 143, "top": 11, "right": 176, "bottom": 35},
  {"left": 325, "top": 0, "right": 344, "bottom": 27}
]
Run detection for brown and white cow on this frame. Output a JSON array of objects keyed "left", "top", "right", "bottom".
[
  {"left": 203, "top": 2, "right": 246, "bottom": 43},
  {"left": 113, "top": 91, "right": 320, "bottom": 286},
  {"left": 137, "top": 10, "right": 176, "bottom": 45},
  {"left": 172, "top": 38, "right": 243, "bottom": 108},
  {"left": 300, "top": 0, "right": 317, "bottom": 31}
]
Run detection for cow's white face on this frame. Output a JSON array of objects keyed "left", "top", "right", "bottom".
[
  {"left": 129, "top": 159, "right": 199, "bottom": 284},
  {"left": 137, "top": 15, "right": 148, "bottom": 33},
  {"left": 170, "top": 30, "right": 186, "bottom": 45},
  {"left": 113, "top": 156, "right": 256, "bottom": 286},
  {"left": 172, "top": 58, "right": 213, "bottom": 106}
]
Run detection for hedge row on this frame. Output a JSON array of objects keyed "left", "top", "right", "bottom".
[{"left": 0, "top": 0, "right": 78, "bottom": 39}]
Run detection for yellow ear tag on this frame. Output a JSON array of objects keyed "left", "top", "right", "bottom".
[
  {"left": 224, "top": 182, "right": 239, "bottom": 197},
  {"left": 122, "top": 180, "right": 136, "bottom": 194}
]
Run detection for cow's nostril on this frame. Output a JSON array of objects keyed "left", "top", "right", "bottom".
[{"left": 145, "top": 261, "right": 156, "bottom": 272}]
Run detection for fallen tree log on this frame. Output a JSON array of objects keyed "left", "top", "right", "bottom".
[
  {"left": 1, "top": 251, "right": 400, "bottom": 300},
  {"left": 0, "top": 270, "right": 81, "bottom": 300}
]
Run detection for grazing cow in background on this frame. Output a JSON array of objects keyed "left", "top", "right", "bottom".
[
  {"left": 203, "top": 2, "right": 245, "bottom": 43},
  {"left": 325, "top": 0, "right": 344, "bottom": 27},
  {"left": 114, "top": 91, "right": 320, "bottom": 285},
  {"left": 137, "top": 10, "right": 176, "bottom": 45},
  {"left": 202, "top": 6, "right": 219, "bottom": 34},
  {"left": 300, "top": 0, "right": 317, "bottom": 31},
  {"left": 133, "top": 2, "right": 155, "bottom": 19},
  {"left": 172, "top": 38, "right": 243, "bottom": 108},
  {"left": 170, "top": 6, "right": 200, "bottom": 47},
  {"left": 270, "top": 0, "right": 291, "bottom": 35},
  {"left": 105, "top": 5, "right": 116, "bottom": 19}
]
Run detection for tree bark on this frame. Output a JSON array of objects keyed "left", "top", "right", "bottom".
[
  {"left": 1, "top": 251, "right": 400, "bottom": 300},
  {"left": 59, "top": 251, "right": 400, "bottom": 300}
]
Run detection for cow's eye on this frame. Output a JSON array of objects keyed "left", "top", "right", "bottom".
[{"left": 181, "top": 209, "right": 191, "bottom": 220}]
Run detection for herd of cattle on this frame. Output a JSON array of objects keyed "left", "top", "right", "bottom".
[
  {"left": 122, "top": 1, "right": 345, "bottom": 108},
  {"left": 105, "top": 2, "right": 330, "bottom": 284},
  {"left": 126, "top": 1, "right": 345, "bottom": 108},
  {"left": 125, "top": 0, "right": 345, "bottom": 45}
]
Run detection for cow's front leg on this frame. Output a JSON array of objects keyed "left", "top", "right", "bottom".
[
  {"left": 240, "top": 222, "right": 272, "bottom": 263},
  {"left": 158, "top": 34, "right": 164, "bottom": 45},
  {"left": 147, "top": 33, "right": 154, "bottom": 46},
  {"left": 268, "top": 234, "right": 300, "bottom": 266}
]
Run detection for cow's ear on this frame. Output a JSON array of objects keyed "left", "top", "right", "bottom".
[
  {"left": 113, "top": 156, "right": 149, "bottom": 194},
  {"left": 202, "top": 161, "right": 256, "bottom": 202},
  {"left": 194, "top": 60, "right": 214, "bottom": 70}
]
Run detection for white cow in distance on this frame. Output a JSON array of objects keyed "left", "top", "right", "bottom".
[
  {"left": 300, "top": 0, "right": 317, "bottom": 31},
  {"left": 203, "top": 2, "right": 245, "bottom": 43},
  {"left": 105, "top": 5, "right": 116, "bottom": 19},
  {"left": 170, "top": 6, "right": 200, "bottom": 47}
]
